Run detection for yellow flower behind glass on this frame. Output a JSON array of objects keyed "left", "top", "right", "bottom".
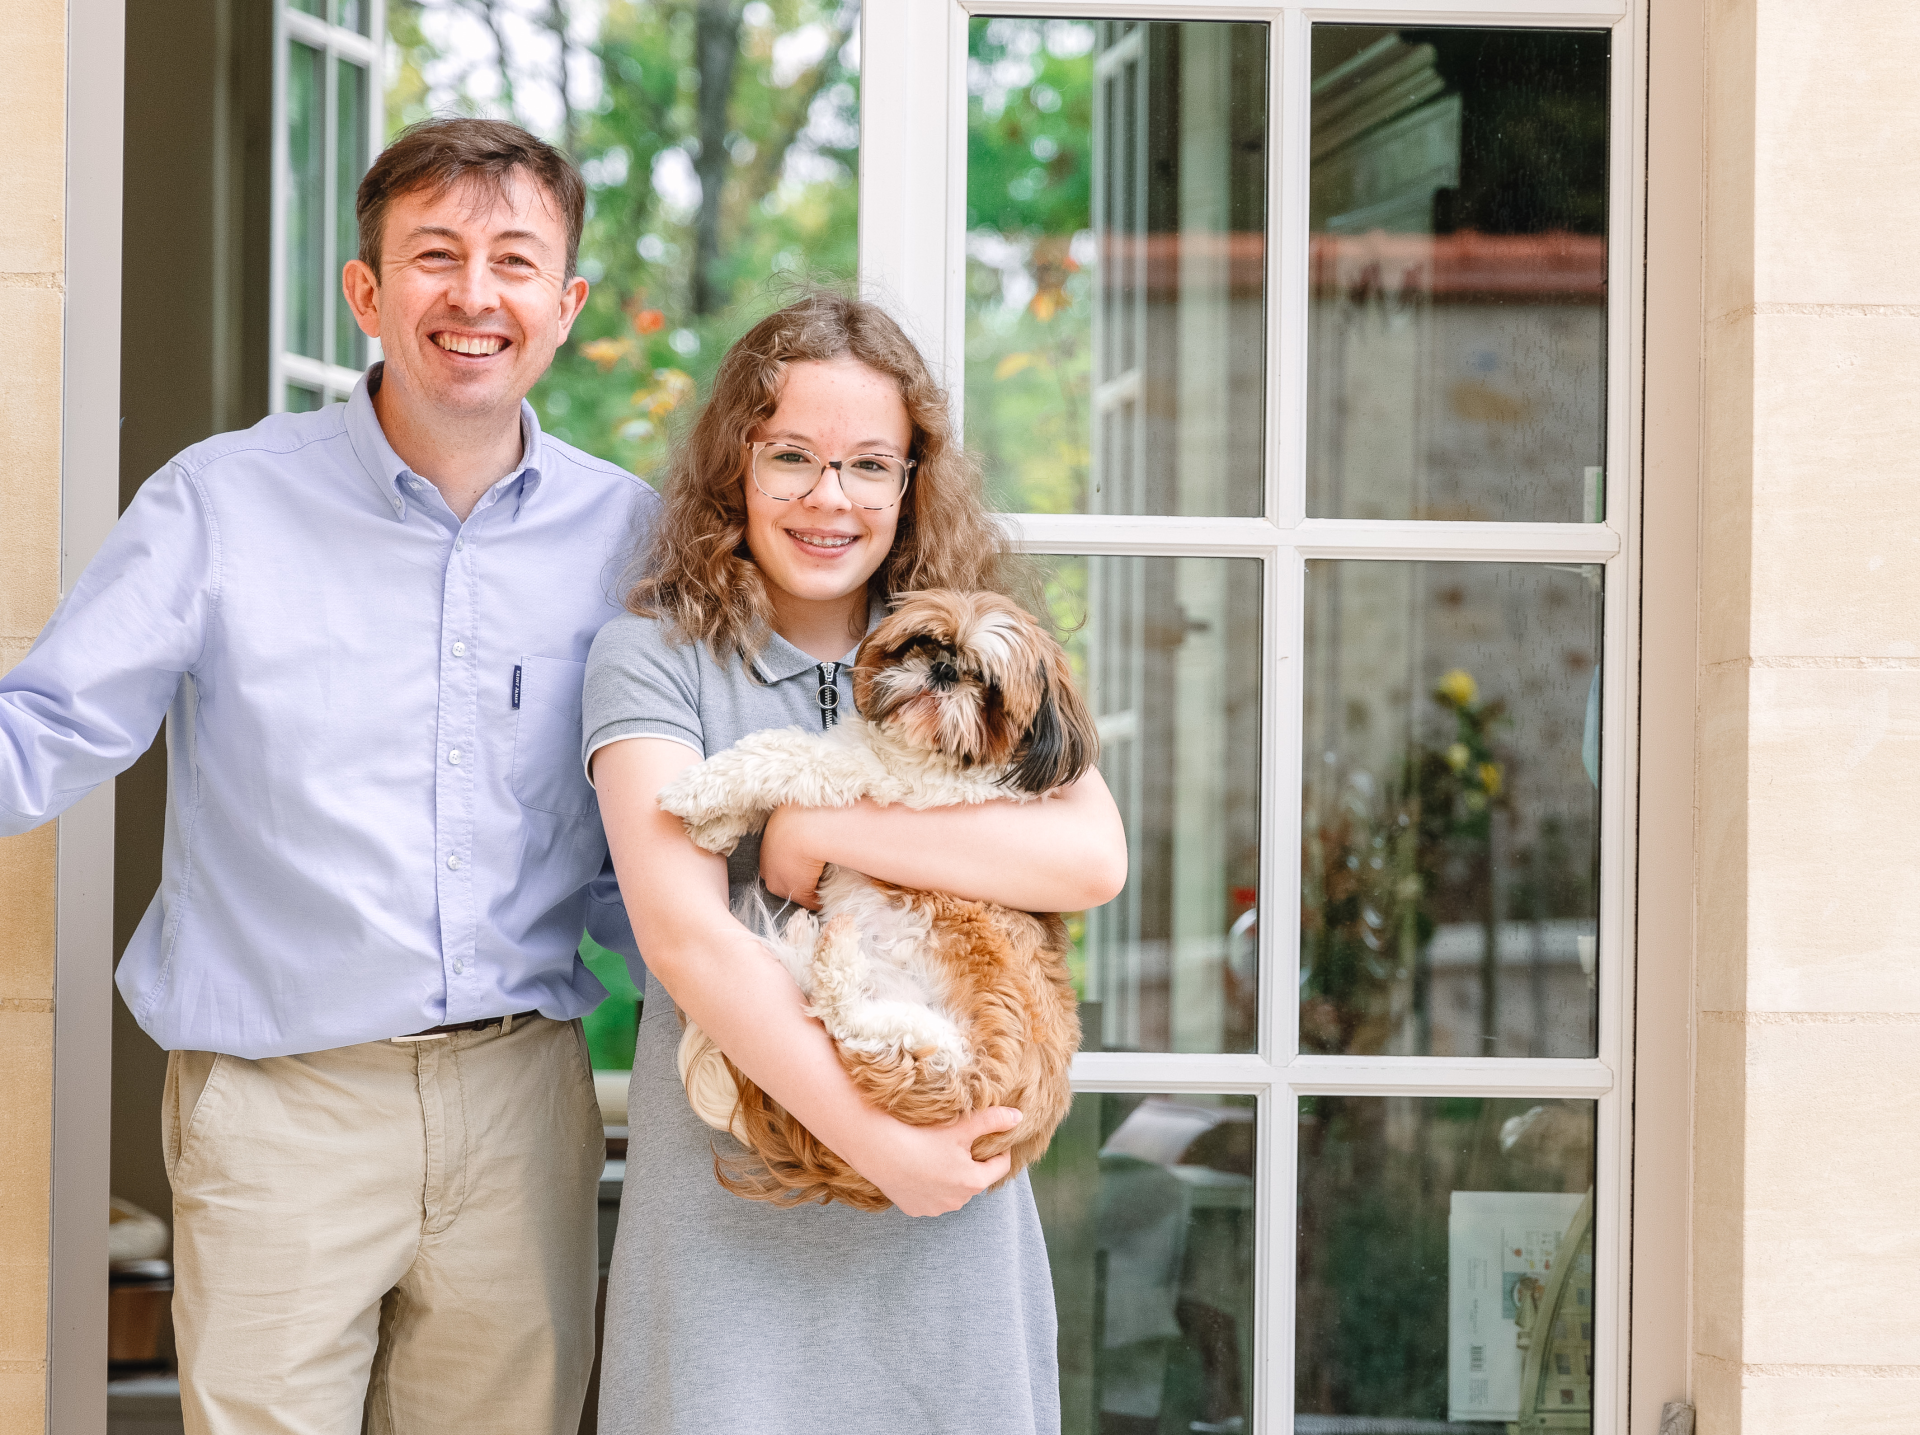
[
  {"left": 1435, "top": 668, "right": 1478, "bottom": 709},
  {"left": 1446, "top": 742, "right": 1471, "bottom": 773},
  {"left": 1478, "top": 762, "right": 1503, "bottom": 798}
]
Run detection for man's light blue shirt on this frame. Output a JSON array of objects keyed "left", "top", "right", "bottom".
[{"left": 0, "top": 368, "right": 655, "bottom": 1057}]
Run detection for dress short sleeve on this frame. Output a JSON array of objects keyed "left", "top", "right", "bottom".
[{"left": 582, "top": 612, "right": 706, "bottom": 780}]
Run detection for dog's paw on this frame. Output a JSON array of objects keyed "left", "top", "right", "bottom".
[{"left": 682, "top": 815, "right": 751, "bottom": 856}]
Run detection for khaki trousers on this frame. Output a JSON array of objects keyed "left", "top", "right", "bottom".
[{"left": 163, "top": 1014, "right": 603, "bottom": 1435}]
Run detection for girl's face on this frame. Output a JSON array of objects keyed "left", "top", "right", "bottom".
[{"left": 743, "top": 356, "right": 910, "bottom": 614}]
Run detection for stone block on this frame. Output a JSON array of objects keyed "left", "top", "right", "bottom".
[
  {"left": 0, "top": 284, "right": 62, "bottom": 645},
  {"left": 1742, "top": 1370, "right": 1920, "bottom": 1435},
  {"left": 1741, "top": 1021, "right": 1920, "bottom": 1365},
  {"left": 1745, "top": 665, "right": 1920, "bottom": 1010},
  {"left": 1693, "top": 661, "right": 1749, "bottom": 1013},
  {"left": 0, "top": 1010, "right": 52, "bottom": 1363},
  {"left": 0, "top": 827, "right": 55, "bottom": 1002},
  {"left": 0, "top": 0, "right": 65, "bottom": 275},
  {"left": 1699, "top": 311, "right": 1754, "bottom": 668},
  {"left": 1749, "top": 311, "right": 1920, "bottom": 659},
  {"left": 1692, "top": 1017, "right": 1746, "bottom": 1364},
  {"left": 1752, "top": 2, "right": 1920, "bottom": 307}
]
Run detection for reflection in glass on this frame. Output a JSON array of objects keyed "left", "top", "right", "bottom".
[
  {"left": 965, "top": 18, "right": 1267, "bottom": 516},
  {"left": 1033, "top": 1092, "right": 1255, "bottom": 1435},
  {"left": 1307, "top": 27, "right": 1610, "bottom": 522},
  {"left": 1301, "top": 561, "right": 1601, "bottom": 1058},
  {"left": 1297, "top": 1096, "right": 1594, "bottom": 1432},
  {"left": 334, "top": 58, "right": 370, "bottom": 371},
  {"left": 1037, "top": 555, "right": 1260, "bottom": 1054},
  {"left": 286, "top": 41, "right": 326, "bottom": 362},
  {"left": 284, "top": 383, "right": 323, "bottom": 413}
]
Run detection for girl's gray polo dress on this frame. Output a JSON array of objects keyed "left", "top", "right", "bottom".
[{"left": 582, "top": 610, "right": 1061, "bottom": 1435}]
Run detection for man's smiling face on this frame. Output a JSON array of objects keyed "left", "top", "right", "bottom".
[{"left": 343, "top": 171, "right": 587, "bottom": 419}]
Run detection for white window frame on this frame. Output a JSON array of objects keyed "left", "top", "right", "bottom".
[
  {"left": 271, "top": 0, "right": 385, "bottom": 408},
  {"left": 859, "top": 3, "right": 1654, "bottom": 1431}
]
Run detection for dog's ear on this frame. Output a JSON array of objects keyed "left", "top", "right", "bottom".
[{"left": 1007, "top": 656, "right": 1099, "bottom": 794}]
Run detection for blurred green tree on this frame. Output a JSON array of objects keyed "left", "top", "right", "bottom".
[{"left": 387, "top": 0, "right": 861, "bottom": 477}]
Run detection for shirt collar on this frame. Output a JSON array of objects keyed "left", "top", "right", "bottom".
[
  {"left": 345, "top": 362, "right": 549, "bottom": 523},
  {"left": 750, "top": 598, "right": 888, "bottom": 683}
]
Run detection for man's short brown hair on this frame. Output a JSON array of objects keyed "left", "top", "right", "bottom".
[{"left": 357, "top": 118, "right": 587, "bottom": 281}]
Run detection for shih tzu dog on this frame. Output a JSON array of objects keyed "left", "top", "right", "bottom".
[{"left": 655, "top": 589, "right": 1101, "bottom": 1211}]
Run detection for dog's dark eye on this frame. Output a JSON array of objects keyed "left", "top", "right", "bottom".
[{"left": 891, "top": 635, "right": 942, "bottom": 661}]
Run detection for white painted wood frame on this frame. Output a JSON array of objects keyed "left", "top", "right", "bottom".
[
  {"left": 858, "top": 2, "right": 1672, "bottom": 1431},
  {"left": 270, "top": 0, "right": 385, "bottom": 411}
]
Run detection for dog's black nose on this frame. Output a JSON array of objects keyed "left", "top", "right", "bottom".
[{"left": 929, "top": 659, "right": 959, "bottom": 689}]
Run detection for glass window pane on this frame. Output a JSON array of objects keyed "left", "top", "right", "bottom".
[
  {"left": 334, "top": 0, "right": 370, "bottom": 36},
  {"left": 1301, "top": 561, "right": 1601, "bottom": 1058},
  {"left": 334, "top": 58, "right": 370, "bottom": 371},
  {"left": 1034, "top": 1091, "right": 1256, "bottom": 1434},
  {"left": 965, "top": 19, "right": 1267, "bottom": 516},
  {"left": 1037, "top": 555, "right": 1260, "bottom": 1054},
  {"left": 1297, "top": 1096, "right": 1595, "bottom": 1431},
  {"left": 289, "top": 0, "right": 322, "bottom": 15},
  {"left": 1307, "top": 27, "right": 1609, "bottom": 522},
  {"left": 285, "top": 41, "right": 326, "bottom": 362},
  {"left": 284, "top": 382, "right": 323, "bottom": 412}
]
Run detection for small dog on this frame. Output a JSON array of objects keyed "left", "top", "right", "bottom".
[{"left": 656, "top": 589, "right": 1101, "bottom": 1211}]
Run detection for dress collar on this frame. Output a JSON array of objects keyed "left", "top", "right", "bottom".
[{"left": 749, "top": 598, "right": 888, "bottom": 683}]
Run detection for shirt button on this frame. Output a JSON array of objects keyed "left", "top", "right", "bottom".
[
  {"left": 455, "top": 536, "right": 465, "bottom": 551},
  {"left": 447, "top": 854, "right": 462, "bottom": 871},
  {"left": 452, "top": 959, "right": 465, "bottom": 975},
  {"left": 448, "top": 748, "right": 462, "bottom": 765},
  {"left": 452, "top": 642, "right": 467, "bottom": 657}
]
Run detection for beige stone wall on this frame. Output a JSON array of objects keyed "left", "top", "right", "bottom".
[
  {"left": 0, "top": 0, "right": 65, "bottom": 1427},
  {"left": 1696, "top": 2, "right": 1920, "bottom": 1429}
]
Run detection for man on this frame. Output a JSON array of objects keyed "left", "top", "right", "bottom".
[{"left": 0, "top": 120, "right": 654, "bottom": 1433}]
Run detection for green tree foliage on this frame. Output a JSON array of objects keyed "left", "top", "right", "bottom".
[
  {"left": 387, "top": 0, "right": 860, "bottom": 477},
  {"left": 962, "top": 20, "right": 1098, "bottom": 513}
]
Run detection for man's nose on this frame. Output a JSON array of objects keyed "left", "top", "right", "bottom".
[{"left": 445, "top": 256, "right": 501, "bottom": 313}]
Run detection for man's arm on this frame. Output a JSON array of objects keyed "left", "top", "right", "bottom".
[
  {"left": 582, "top": 849, "right": 642, "bottom": 966},
  {"left": 0, "top": 463, "right": 213, "bottom": 834}
]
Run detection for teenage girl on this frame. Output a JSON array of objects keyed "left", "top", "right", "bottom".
[{"left": 585, "top": 292, "right": 1126, "bottom": 1435}]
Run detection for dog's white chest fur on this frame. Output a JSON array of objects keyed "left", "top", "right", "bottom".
[{"left": 758, "top": 869, "right": 968, "bottom": 1067}]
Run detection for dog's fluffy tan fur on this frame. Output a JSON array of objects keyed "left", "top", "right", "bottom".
[{"left": 655, "top": 590, "right": 1100, "bottom": 1211}]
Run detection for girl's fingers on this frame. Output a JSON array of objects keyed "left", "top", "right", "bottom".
[{"left": 964, "top": 1106, "right": 1023, "bottom": 1140}]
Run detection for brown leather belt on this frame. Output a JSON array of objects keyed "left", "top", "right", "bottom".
[{"left": 391, "top": 1009, "right": 539, "bottom": 1043}]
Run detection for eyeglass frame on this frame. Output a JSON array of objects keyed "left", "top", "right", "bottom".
[{"left": 744, "top": 441, "right": 916, "bottom": 511}]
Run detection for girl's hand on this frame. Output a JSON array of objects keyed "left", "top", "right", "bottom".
[
  {"left": 760, "top": 803, "right": 826, "bottom": 909},
  {"left": 848, "top": 1106, "right": 1024, "bottom": 1217}
]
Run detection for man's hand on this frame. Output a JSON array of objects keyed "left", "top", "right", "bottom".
[{"left": 760, "top": 804, "right": 828, "bottom": 909}]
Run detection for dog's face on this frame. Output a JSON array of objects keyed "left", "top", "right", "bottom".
[{"left": 852, "top": 590, "right": 1099, "bottom": 794}]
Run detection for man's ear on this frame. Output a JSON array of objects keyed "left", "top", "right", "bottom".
[
  {"left": 341, "top": 258, "right": 382, "bottom": 339},
  {"left": 556, "top": 274, "right": 591, "bottom": 343}
]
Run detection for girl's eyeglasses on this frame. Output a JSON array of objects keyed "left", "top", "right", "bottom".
[{"left": 746, "top": 442, "right": 914, "bottom": 511}]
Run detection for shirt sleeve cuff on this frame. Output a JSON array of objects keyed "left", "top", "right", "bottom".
[{"left": 583, "top": 722, "right": 704, "bottom": 786}]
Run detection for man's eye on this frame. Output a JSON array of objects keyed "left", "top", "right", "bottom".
[{"left": 499, "top": 255, "right": 533, "bottom": 268}]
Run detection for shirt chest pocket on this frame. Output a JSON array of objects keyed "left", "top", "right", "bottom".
[{"left": 510, "top": 655, "right": 598, "bottom": 818}]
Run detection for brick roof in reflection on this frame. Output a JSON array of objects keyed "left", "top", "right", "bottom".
[{"left": 1097, "top": 231, "right": 1606, "bottom": 301}]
